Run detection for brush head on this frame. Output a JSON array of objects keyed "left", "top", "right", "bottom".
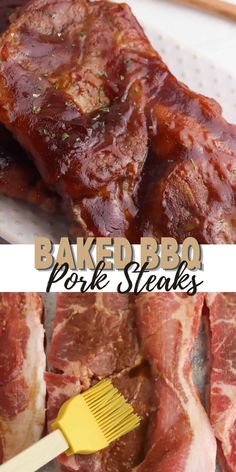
[
  {"left": 82, "top": 379, "right": 141, "bottom": 443},
  {"left": 52, "top": 379, "right": 141, "bottom": 455}
]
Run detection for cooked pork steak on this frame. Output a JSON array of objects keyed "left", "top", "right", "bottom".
[
  {"left": 0, "top": 1, "right": 27, "bottom": 33},
  {"left": 133, "top": 81, "right": 236, "bottom": 242},
  {"left": 0, "top": 125, "right": 60, "bottom": 212},
  {"left": 0, "top": 293, "right": 46, "bottom": 463},
  {"left": 0, "top": 0, "right": 148, "bottom": 237},
  {"left": 0, "top": 0, "right": 236, "bottom": 240},
  {"left": 46, "top": 293, "right": 155, "bottom": 471},
  {"left": 0, "top": 1, "right": 61, "bottom": 213}
]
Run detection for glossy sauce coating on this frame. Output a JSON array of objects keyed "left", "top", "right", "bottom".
[
  {"left": 0, "top": 125, "right": 60, "bottom": 212},
  {"left": 0, "top": 0, "right": 236, "bottom": 241},
  {"left": 0, "top": 1, "right": 27, "bottom": 32},
  {"left": 0, "top": 0, "right": 60, "bottom": 213}
]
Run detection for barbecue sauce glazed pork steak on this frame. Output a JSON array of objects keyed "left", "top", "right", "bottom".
[
  {"left": 46, "top": 293, "right": 155, "bottom": 472},
  {"left": 0, "top": 0, "right": 236, "bottom": 241},
  {"left": 0, "top": 0, "right": 60, "bottom": 214},
  {"left": 0, "top": 1, "right": 27, "bottom": 33},
  {"left": 0, "top": 125, "right": 60, "bottom": 212},
  {"left": 0, "top": 0, "right": 148, "bottom": 238}
]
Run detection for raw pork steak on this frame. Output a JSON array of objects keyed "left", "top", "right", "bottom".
[
  {"left": 46, "top": 293, "right": 216, "bottom": 472},
  {"left": 0, "top": 293, "right": 46, "bottom": 463},
  {"left": 206, "top": 293, "right": 236, "bottom": 472},
  {"left": 46, "top": 293, "right": 155, "bottom": 471},
  {"left": 135, "top": 293, "right": 216, "bottom": 472}
]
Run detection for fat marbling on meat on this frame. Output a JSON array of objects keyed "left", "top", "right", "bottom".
[
  {"left": 206, "top": 293, "right": 236, "bottom": 472},
  {"left": 46, "top": 293, "right": 155, "bottom": 471},
  {"left": 0, "top": 293, "right": 46, "bottom": 463},
  {"left": 135, "top": 293, "right": 217, "bottom": 472},
  {"left": 46, "top": 292, "right": 217, "bottom": 472}
]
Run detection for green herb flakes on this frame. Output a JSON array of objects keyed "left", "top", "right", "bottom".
[{"left": 62, "top": 132, "right": 70, "bottom": 141}]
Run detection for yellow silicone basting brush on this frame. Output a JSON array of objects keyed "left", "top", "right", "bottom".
[{"left": 0, "top": 379, "right": 140, "bottom": 472}]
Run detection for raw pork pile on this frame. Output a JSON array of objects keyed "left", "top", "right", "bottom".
[{"left": 1, "top": 292, "right": 235, "bottom": 472}]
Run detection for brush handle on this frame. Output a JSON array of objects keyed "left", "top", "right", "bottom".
[
  {"left": 173, "top": 0, "right": 236, "bottom": 20},
  {"left": 0, "top": 430, "right": 68, "bottom": 472}
]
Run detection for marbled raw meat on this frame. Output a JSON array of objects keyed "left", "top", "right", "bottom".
[
  {"left": 135, "top": 293, "right": 217, "bottom": 472},
  {"left": 46, "top": 293, "right": 155, "bottom": 471},
  {"left": 0, "top": 293, "right": 46, "bottom": 463},
  {"left": 206, "top": 293, "right": 236, "bottom": 472}
]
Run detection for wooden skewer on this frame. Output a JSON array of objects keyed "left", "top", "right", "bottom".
[{"left": 171, "top": 0, "right": 236, "bottom": 20}]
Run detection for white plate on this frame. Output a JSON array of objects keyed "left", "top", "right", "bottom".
[
  {"left": 0, "top": 196, "right": 68, "bottom": 244},
  {"left": 0, "top": 0, "right": 236, "bottom": 243}
]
